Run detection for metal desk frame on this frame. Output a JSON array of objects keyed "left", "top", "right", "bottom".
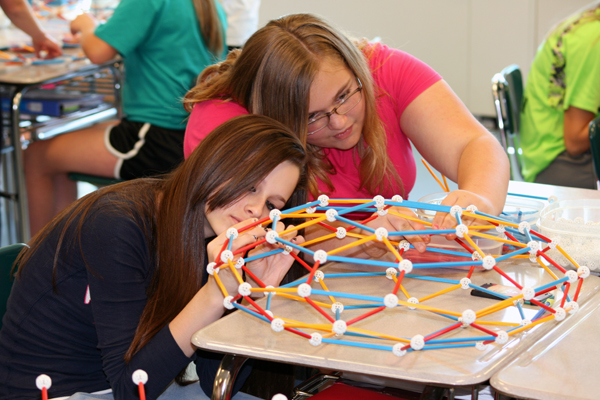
[{"left": 0, "top": 59, "right": 122, "bottom": 243}]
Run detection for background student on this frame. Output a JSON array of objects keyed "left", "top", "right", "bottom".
[
  {"left": 520, "top": 1, "right": 600, "bottom": 189},
  {"left": 24, "top": 0, "right": 228, "bottom": 236},
  {"left": 0, "top": 114, "right": 307, "bottom": 400}
]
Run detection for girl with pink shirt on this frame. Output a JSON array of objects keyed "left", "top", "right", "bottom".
[{"left": 183, "top": 13, "right": 509, "bottom": 254}]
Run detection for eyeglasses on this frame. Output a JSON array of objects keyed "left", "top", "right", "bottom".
[{"left": 307, "top": 77, "right": 363, "bottom": 135}]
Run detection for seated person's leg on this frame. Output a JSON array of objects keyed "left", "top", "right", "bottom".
[{"left": 24, "top": 120, "right": 119, "bottom": 235}]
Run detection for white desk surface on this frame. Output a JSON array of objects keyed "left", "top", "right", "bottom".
[
  {"left": 491, "top": 291, "right": 600, "bottom": 400},
  {"left": 0, "top": 21, "right": 106, "bottom": 85},
  {"left": 192, "top": 182, "right": 600, "bottom": 388}
]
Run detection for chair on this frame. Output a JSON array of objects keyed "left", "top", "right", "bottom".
[
  {"left": 589, "top": 116, "right": 600, "bottom": 184},
  {"left": 492, "top": 64, "right": 524, "bottom": 180},
  {"left": 68, "top": 172, "right": 123, "bottom": 188},
  {"left": 0, "top": 243, "right": 27, "bottom": 330}
]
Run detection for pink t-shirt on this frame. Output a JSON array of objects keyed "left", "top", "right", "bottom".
[{"left": 184, "top": 43, "right": 442, "bottom": 200}]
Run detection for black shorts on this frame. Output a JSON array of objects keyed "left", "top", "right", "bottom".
[{"left": 105, "top": 119, "right": 185, "bottom": 180}]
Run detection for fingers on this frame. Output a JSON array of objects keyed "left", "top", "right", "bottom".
[{"left": 385, "top": 206, "right": 430, "bottom": 253}]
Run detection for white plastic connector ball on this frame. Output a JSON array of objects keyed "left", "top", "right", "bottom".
[
  {"left": 554, "top": 307, "right": 566, "bottom": 321},
  {"left": 450, "top": 205, "right": 463, "bottom": 218},
  {"left": 466, "top": 205, "right": 478, "bottom": 213},
  {"left": 475, "top": 342, "right": 488, "bottom": 351},
  {"left": 391, "top": 195, "right": 403, "bottom": 203},
  {"left": 375, "top": 227, "right": 388, "bottom": 241},
  {"left": 282, "top": 245, "right": 293, "bottom": 255},
  {"left": 306, "top": 206, "right": 316, "bottom": 214},
  {"left": 266, "top": 230, "right": 279, "bottom": 244},
  {"left": 235, "top": 258, "right": 245, "bottom": 269},
  {"left": 482, "top": 255, "right": 496, "bottom": 270},
  {"left": 384, "top": 293, "right": 399, "bottom": 308},
  {"left": 495, "top": 331, "right": 509, "bottom": 345},
  {"left": 407, "top": 297, "right": 419, "bottom": 310},
  {"left": 272, "top": 394, "right": 288, "bottom": 400},
  {"left": 36, "top": 374, "right": 52, "bottom": 390},
  {"left": 373, "top": 195, "right": 385, "bottom": 208},
  {"left": 518, "top": 221, "right": 531, "bottom": 234},
  {"left": 527, "top": 241, "right": 540, "bottom": 254},
  {"left": 549, "top": 237, "right": 560, "bottom": 249},
  {"left": 520, "top": 319, "right": 532, "bottom": 326},
  {"left": 206, "top": 262, "right": 217, "bottom": 275},
  {"left": 297, "top": 283, "right": 312, "bottom": 298},
  {"left": 269, "top": 209, "right": 282, "bottom": 221},
  {"left": 226, "top": 227, "right": 239, "bottom": 240},
  {"left": 331, "top": 302, "right": 344, "bottom": 314},
  {"left": 398, "top": 240, "right": 410, "bottom": 251},
  {"left": 521, "top": 287, "right": 535, "bottom": 301},
  {"left": 529, "top": 253, "right": 538, "bottom": 263},
  {"left": 332, "top": 320, "right": 347, "bottom": 335},
  {"left": 238, "top": 282, "right": 252, "bottom": 297},
  {"left": 578, "top": 266, "right": 591, "bottom": 279},
  {"left": 472, "top": 252, "right": 483, "bottom": 261},
  {"left": 566, "top": 301, "right": 579, "bottom": 314},
  {"left": 325, "top": 208, "right": 338, "bottom": 222},
  {"left": 314, "top": 270, "right": 325, "bottom": 282},
  {"left": 565, "top": 270, "right": 578, "bottom": 284},
  {"left": 265, "top": 310, "right": 274, "bottom": 318},
  {"left": 461, "top": 309, "right": 476, "bottom": 325},
  {"left": 132, "top": 369, "right": 148, "bottom": 385},
  {"left": 220, "top": 250, "right": 234, "bottom": 263},
  {"left": 410, "top": 334, "right": 425, "bottom": 351},
  {"left": 377, "top": 207, "right": 388, "bottom": 216},
  {"left": 264, "top": 285, "right": 275, "bottom": 297},
  {"left": 392, "top": 343, "right": 407, "bottom": 357},
  {"left": 309, "top": 332, "right": 322, "bottom": 346},
  {"left": 455, "top": 224, "right": 468, "bottom": 238},
  {"left": 495, "top": 225, "right": 506, "bottom": 233},
  {"left": 548, "top": 195, "right": 558, "bottom": 203},
  {"left": 313, "top": 250, "right": 328, "bottom": 264},
  {"left": 398, "top": 259, "right": 413, "bottom": 273},
  {"left": 271, "top": 318, "right": 285, "bottom": 332},
  {"left": 336, "top": 227, "right": 347, "bottom": 239},
  {"left": 318, "top": 194, "right": 329, "bottom": 207},
  {"left": 223, "top": 296, "right": 235, "bottom": 310},
  {"left": 460, "top": 277, "right": 471, "bottom": 289},
  {"left": 386, "top": 268, "right": 398, "bottom": 280}
]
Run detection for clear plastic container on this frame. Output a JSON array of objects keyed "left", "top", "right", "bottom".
[
  {"left": 416, "top": 192, "right": 545, "bottom": 226},
  {"left": 537, "top": 199, "right": 600, "bottom": 272}
]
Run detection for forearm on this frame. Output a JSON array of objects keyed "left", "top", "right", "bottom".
[
  {"left": 456, "top": 134, "right": 510, "bottom": 215},
  {"left": 563, "top": 106, "right": 595, "bottom": 156},
  {"left": 1, "top": 0, "right": 46, "bottom": 40},
  {"left": 169, "top": 282, "right": 225, "bottom": 357}
]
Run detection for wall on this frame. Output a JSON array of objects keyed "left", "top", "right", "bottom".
[{"left": 257, "top": 0, "right": 592, "bottom": 116}]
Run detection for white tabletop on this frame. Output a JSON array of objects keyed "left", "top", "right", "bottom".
[
  {"left": 192, "top": 182, "right": 600, "bottom": 388},
  {"left": 0, "top": 20, "right": 111, "bottom": 85},
  {"left": 491, "top": 291, "right": 600, "bottom": 400}
]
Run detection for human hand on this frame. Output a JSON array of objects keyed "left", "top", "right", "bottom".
[
  {"left": 32, "top": 33, "right": 62, "bottom": 59},
  {"left": 70, "top": 13, "right": 97, "bottom": 36},
  {"left": 246, "top": 221, "right": 304, "bottom": 289},
  {"left": 433, "top": 190, "right": 496, "bottom": 240},
  {"left": 206, "top": 218, "right": 265, "bottom": 297},
  {"left": 365, "top": 206, "right": 430, "bottom": 253}
]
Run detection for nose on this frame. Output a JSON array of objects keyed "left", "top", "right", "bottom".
[
  {"left": 328, "top": 112, "right": 347, "bottom": 130},
  {"left": 244, "top": 198, "right": 264, "bottom": 218}
]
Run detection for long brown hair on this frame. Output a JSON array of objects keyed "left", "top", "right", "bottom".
[
  {"left": 17, "top": 114, "right": 307, "bottom": 377},
  {"left": 184, "top": 13, "right": 403, "bottom": 197},
  {"left": 191, "top": 0, "right": 224, "bottom": 56}
]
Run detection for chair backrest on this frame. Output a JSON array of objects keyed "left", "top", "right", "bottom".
[
  {"left": 0, "top": 243, "right": 27, "bottom": 331},
  {"left": 492, "top": 64, "right": 524, "bottom": 180},
  {"left": 589, "top": 116, "right": 600, "bottom": 183}
]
